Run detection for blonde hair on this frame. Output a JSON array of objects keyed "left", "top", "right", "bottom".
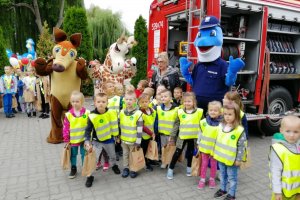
[
  {"left": 95, "top": 92, "right": 108, "bottom": 101},
  {"left": 208, "top": 101, "right": 222, "bottom": 112},
  {"left": 114, "top": 83, "right": 124, "bottom": 95},
  {"left": 182, "top": 92, "right": 197, "bottom": 109},
  {"left": 138, "top": 80, "right": 149, "bottom": 89},
  {"left": 125, "top": 84, "right": 135, "bottom": 93},
  {"left": 157, "top": 51, "right": 169, "bottom": 66},
  {"left": 280, "top": 115, "right": 300, "bottom": 129},
  {"left": 138, "top": 93, "right": 150, "bottom": 102},
  {"left": 222, "top": 102, "right": 241, "bottom": 129},
  {"left": 103, "top": 80, "right": 115, "bottom": 91},
  {"left": 224, "top": 91, "right": 244, "bottom": 111},
  {"left": 160, "top": 89, "right": 172, "bottom": 97},
  {"left": 70, "top": 90, "right": 85, "bottom": 104},
  {"left": 143, "top": 87, "right": 155, "bottom": 97}
]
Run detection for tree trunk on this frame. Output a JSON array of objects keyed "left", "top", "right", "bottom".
[
  {"left": 55, "top": 0, "right": 65, "bottom": 28},
  {"left": 32, "top": 0, "right": 43, "bottom": 33}
]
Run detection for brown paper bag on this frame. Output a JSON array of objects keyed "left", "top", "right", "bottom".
[
  {"left": 145, "top": 140, "right": 159, "bottom": 161},
  {"left": 12, "top": 96, "right": 17, "bottom": 108},
  {"left": 191, "top": 155, "right": 201, "bottom": 176},
  {"left": 82, "top": 150, "right": 96, "bottom": 176},
  {"left": 61, "top": 143, "right": 71, "bottom": 170},
  {"left": 129, "top": 147, "right": 146, "bottom": 172},
  {"left": 178, "top": 152, "right": 185, "bottom": 162},
  {"left": 161, "top": 145, "right": 176, "bottom": 165},
  {"left": 23, "top": 90, "right": 35, "bottom": 102},
  {"left": 240, "top": 147, "right": 251, "bottom": 170}
]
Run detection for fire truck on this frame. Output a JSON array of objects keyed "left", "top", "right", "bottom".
[{"left": 147, "top": 0, "right": 300, "bottom": 135}]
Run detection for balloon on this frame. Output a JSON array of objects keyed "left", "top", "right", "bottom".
[
  {"left": 21, "top": 57, "right": 29, "bottom": 65},
  {"left": 30, "top": 60, "right": 35, "bottom": 67},
  {"left": 9, "top": 57, "right": 19, "bottom": 66}
]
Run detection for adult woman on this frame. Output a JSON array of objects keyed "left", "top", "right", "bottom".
[{"left": 150, "top": 52, "right": 180, "bottom": 93}]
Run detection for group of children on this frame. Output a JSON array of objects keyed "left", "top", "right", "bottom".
[{"left": 0, "top": 65, "right": 50, "bottom": 119}]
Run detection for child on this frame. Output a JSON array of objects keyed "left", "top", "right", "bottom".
[
  {"left": 84, "top": 93, "right": 121, "bottom": 187},
  {"left": 103, "top": 80, "right": 121, "bottom": 112},
  {"left": 223, "top": 91, "right": 248, "bottom": 138},
  {"left": 0, "top": 66, "right": 18, "bottom": 118},
  {"left": 156, "top": 89, "right": 178, "bottom": 169},
  {"left": 150, "top": 84, "right": 166, "bottom": 108},
  {"left": 23, "top": 67, "right": 37, "bottom": 117},
  {"left": 143, "top": 87, "right": 155, "bottom": 101},
  {"left": 125, "top": 84, "right": 135, "bottom": 94},
  {"left": 114, "top": 83, "right": 124, "bottom": 97},
  {"left": 16, "top": 68, "right": 25, "bottom": 112},
  {"left": 36, "top": 75, "right": 50, "bottom": 119},
  {"left": 135, "top": 79, "right": 149, "bottom": 98},
  {"left": 63, "top": 91, "right": 90, "bottom": 179},
  {"left": 167, "top": 92, "right": 203, "bottom": 179},
  {"left": 114, "top": 82, "right": 124, "bottom": 160},
  {"left": 173, "top": 87, "right": 183, "bottom": 107},
  {"left": 120, "top": 91, "right": 143, "bottom": 178},
  {"left": 213, "top": 102, "right": 247, "bottom": 200},
  {"left": 269, "top": 115, "right": 300, "bottom": 200},
  {"left": 139, "top": 93, "right": 156, "bottom": 171},
  {"left": 197, "top": 101, "right": 222, "bottom": 189}
]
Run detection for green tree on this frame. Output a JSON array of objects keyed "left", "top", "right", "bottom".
[
  {"left": 36, "top": 21, "right": 54, "bottom": 58},
  {"left": 0, "top": 27, "right": 9, "bottom": 75},
  {"left": 63, "top": 6, "right": 92, "bottom": 61},
  {"left": 131, "top": 15, "right": 148, "bottom": 87},
  {"left": 87, "top": 5, "right": 125, "bottom": 61}
]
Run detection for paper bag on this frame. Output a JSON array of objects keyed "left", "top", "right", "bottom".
[
  {"left": 12, "top": 96, "right": 17, "bottom": 108},
  {"left": 23, "top": 90, "right": 35, "bottom": 102},
  {"left": 61, "top": 143, "right": 71, "bottom": 170},
  {"left": 129, "top": 147, "right": 146, "bottom": 172},
  {"left": 82, "top": 150, "right": 96, "bottom": 176},
  {"left": 161, "top": 145, "right": 176, "bottom": 165},
  {"left": 191, "top": 155, "right": 201, "bottom": 177},
  {"left": 240, "top": 147, "right": 251, "bottom": 170},
  {"left": 178, "top": 152, "right": 185, "bottom": 162},
  {"left": 145, "top": 140, "right": 159, "bottom": 161}
]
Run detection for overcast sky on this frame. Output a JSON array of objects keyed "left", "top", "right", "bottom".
[{"left": 84, "top": 0, "right": 153, "bottom": 33}]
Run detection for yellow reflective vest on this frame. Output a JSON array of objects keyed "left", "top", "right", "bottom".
[
  {"left": 157, "top": 106, "right": 178, "bottom": 136},
  {"left": 198, "top": 119, "right": 219, "bottom": 155},
  {"left": 213, "top": 125, "right": 244, "bottom": 166},
  {"left": 66, "top": 110, "right": 90, "bottom": 144},
  {"left": 108, "top": 96, "right": 121, "bottom": 112},
  {"left": 178, "top": 108, "right": 203, "bottom": 140},
  {"left": 120, "top": 110, "right": 142, "bottom": 143},
  {"left": 271, "top": 143, "right": 300, "bottom": 198},
  {"left": 141, "top": 109, "right": 156, "bottom": 140},
  {"left": 89, "top": 109, "right": 119, "bottom": 141}
]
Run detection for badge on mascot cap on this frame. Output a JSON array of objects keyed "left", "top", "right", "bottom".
[{"left": 199, "top": 16, "right": 220, "bottom": 29}]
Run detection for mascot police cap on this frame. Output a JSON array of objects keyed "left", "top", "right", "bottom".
[{"left": 199, "top": 16, "right": 220, "bottom": 29}]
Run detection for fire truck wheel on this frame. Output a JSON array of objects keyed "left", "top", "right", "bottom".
[{"left": 262, "top": 86, "right": 293, "bottom": 135}]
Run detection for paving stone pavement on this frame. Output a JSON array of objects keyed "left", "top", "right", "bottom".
[{"left": 0, "top": 99, "right": 273, "bottom": 200}]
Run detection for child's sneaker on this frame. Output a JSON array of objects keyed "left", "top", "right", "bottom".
[
  {"left": 223, "top": 194, "right": 236, "bottom": 200},
  {"left": 96, "top": 161, "right": 102, "bottom": 170},
  {"left": 112, "top": 165, "right": 120, "bottom": 174},
  {"left": 85, "top": 176, "right": 94, "bottom": 188},
  {"left": 146, "top": 165, "right": 153, "bottom": 171},
  {"left": 103, "top": 162, "right": 109, "bottom": 171},
  {"left": 68, "top": 166, "right": 77, "bottom": 179},
  {"left": 160, "top": 164, "right": 167, "bottom": 169},
  {"left": 197, "top": 180, "right": 205, "bottom": 189},
  {"left": 166, "top": 168, "right": 174, "bottom": 180},
  {"left": 130, "top": 171, "right": 138, "bottom": 178},
  {"left": 122, "top": 168, "right": 130, "bottom": 178},
  {"left": 213, "top": 189, "right": 227, "bottom": 199},
  {"left": 186, "top": 167, "right": 192, "bottom": 176},
  {"left": 209, "top": 178, "right": 216, "bottom": 189}
]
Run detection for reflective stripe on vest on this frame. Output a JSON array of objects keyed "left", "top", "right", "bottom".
[
  {"left": 66, "top": 110, "right": 89, "bottom": 144},
  {"left": 178, "top": 108, "right": 203, "bottom": 139},
  {"left": 157, "top": 106, "right": 178, "bottom": 136},
  {"left": 120, "top": 110, "right": 142, "bottom": 143},
  {"left": 198, "top": 119, "right": 219, "bottom": 155},
  {"left": 271, "top": 143, "right": 300, "bottom": 198},
  {"left": 142, "top": 110, "right": 156, "bottom": 140},
  {"left": 108, "top": 96, "right": 121, "bottom": 112},
  {"left": 213, "top": 125, "right": 244, "bottom": 166},
  {"left": 89, "top": 110, "right": 118, "bottom": 141}
]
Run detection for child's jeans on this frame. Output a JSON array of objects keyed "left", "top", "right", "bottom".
[
  {"left": 70, "top": 143, "right": 85, "bottom": 167},
  {"left": 200, "top": 153, "right": 217, "bottom": 179},
  {"left": 218, "top": 162, "right": 239, "bottom": 197},
  {"left": 3, "top": 93, "right": 13, "bottom": 115}
]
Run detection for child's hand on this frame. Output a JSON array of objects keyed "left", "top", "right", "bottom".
[
  {"left": 85, "top": 143, "right": 93, "bottom": 153},
  {"left": 274, "top": 194, "right": 282, "bottom": 200},
  {"left": 152, "top": 134, "right": 155, "bottom": 140},
  {"left": 168, "top": 137, "right": 175, "bottom": 145},
  {"left": 234, "top": 161, "right": 242, "bottom": 167}
]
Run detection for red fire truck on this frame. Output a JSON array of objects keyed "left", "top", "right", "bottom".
[{"left": 147, "top": 0, "right": 300, "bottom": 135}]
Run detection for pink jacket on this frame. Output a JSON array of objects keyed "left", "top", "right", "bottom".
[{"left": 63, "top": 107, "right": 87, "bottom": 146}]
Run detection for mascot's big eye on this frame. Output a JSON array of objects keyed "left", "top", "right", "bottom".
[
  {"left": 70, "top": 51, "right": 75, "bottom": 58},
  {"left": 197, "top": 32, "right": 201, "bottom": 38},
  {"left": 54, "top": 47, "right": 61, "bottom": 53},
  {"left": 210, "top": 30, "right": 217, "bottom": 37}
]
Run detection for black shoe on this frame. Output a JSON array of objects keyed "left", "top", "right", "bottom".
[
  {"left": 85, "top": 176, "right": 94, "bottom": 188},
  {"left": 33, "top": 112, "right": 36, "bottom": 117},
  {"left": 39, "top": 113, "right": 45, "bottom": 118},
  {"left": 116, "top": 154, "right": 119, "bottom": 161},
  {"left": 112, "top": 165, "right": 121, "bottom": 174},
  {"left": 27, "top": 112, "right": 32, "bottom": 118},
  {"left": 42, "top": 114, "right": 49, "bottom": 119},
  {"left": 12, "top": 109, "right": 17, "bottom": 114},
  {"left": 223, "top": 194, "right": 236, "bottom": 200},
  {"left": 214, "top": 189, "right": 227, "bottom": 199},
  {"left": 146, "top": 165, "right": 153, "bottom": 171},
  {"left": 122, "top": 168, "right": 129, "bottom": 178},
  {"left": 130, "top": 171, "right": 138, "bottom": 178},
  {"left": 10, "top": 114, "right": 15, "bottom": 117},
  {"left": 68, "top": 166, "right": 77, "bottom": 179},
  {"left": 6, "top": 114, "right": 13, "bottom": 118},
  {"left": 149, "top": 160, "right": 160, "bottom": 166}
]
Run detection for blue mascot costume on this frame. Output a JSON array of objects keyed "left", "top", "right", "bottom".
[{"left": 180, "top": 16, "right": 245, "bottom": 112}]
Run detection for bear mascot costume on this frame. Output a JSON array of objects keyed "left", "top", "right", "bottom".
[
  {"left": 35, "top": 28, "right": 88, "bottom": 144},
  {"left": 180, "top": 16, "right": 245, "bottom": 112}
]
